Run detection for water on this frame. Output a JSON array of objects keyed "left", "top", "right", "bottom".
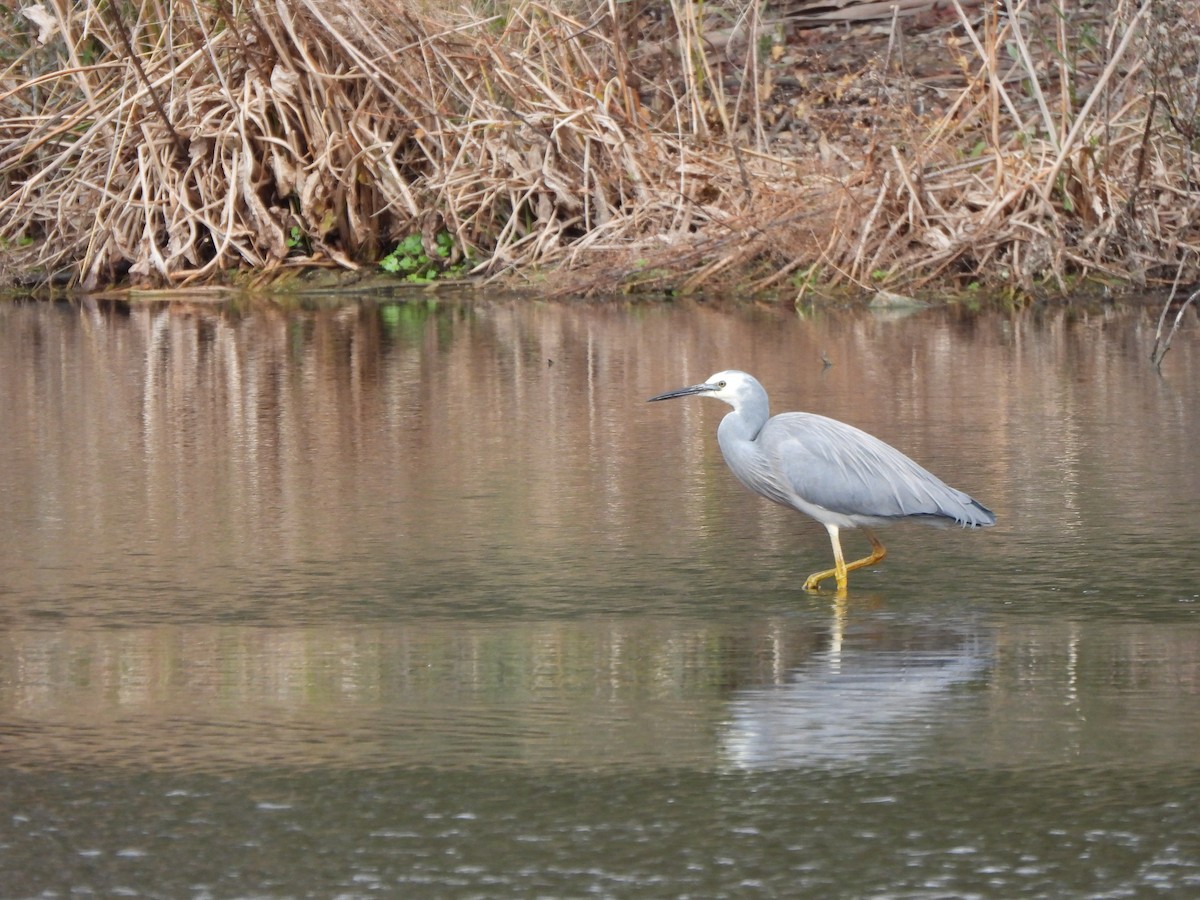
[{"left": 0, "top": 296, "right": 1198, "bottom": 897}]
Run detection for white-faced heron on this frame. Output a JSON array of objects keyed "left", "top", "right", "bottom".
[{"left": 649, "top": 370, "right": 995, "bottom": 591}]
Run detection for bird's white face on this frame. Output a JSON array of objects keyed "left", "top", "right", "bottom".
[{"left": 701, "top": 370, "right": 754, "bottom": 406}]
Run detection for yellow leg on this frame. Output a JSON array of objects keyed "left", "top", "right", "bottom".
[{"left": 803, "top": 526, "right": 887, "bottom": 592}]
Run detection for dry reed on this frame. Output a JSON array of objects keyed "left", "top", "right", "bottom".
[{"left": 2, "top": 0, "right": 1200, "bottom": 296}]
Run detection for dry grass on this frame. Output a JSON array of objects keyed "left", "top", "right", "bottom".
[
  {"left": 846, "top": 0, "right": 1200, "bottom": 294},
  {"left": 2, "top": 0, "right": 1200, "bottom": 296}
]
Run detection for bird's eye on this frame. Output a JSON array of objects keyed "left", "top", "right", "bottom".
[{"left": 717, "top": 380, "right": 726, "bottom": 388}]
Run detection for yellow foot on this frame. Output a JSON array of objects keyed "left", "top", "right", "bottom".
[{"left": 803, "top": 568, "right": 847, "bottom": 592}]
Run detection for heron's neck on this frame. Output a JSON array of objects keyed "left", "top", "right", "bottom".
[{"left": 717, "top": 406, "right": 766, "bottom": 447}]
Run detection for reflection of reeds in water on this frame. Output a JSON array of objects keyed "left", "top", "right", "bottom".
[
  {"left": 3, "top": 2, "right": 1199, "bottom": 293},
  {"left": 1, "top": 298, "right": 1194, "bottom": 595},
  {"left": 0, "top": 617, "right": 829, "bottom": 770},
  {"left": 2, "top": 614, "right": 1198, "bottom": 771}
]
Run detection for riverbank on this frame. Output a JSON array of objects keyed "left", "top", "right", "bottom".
[{"left": 3, "top": 0, "right": 1199, "bottom": 299}]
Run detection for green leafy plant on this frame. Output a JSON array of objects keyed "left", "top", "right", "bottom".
[
  {"left": 380, "top": 230, "right": 470, "bottom": 283},
  {"left": 286, "top": 225, "right": 307, "bottom": 253}
]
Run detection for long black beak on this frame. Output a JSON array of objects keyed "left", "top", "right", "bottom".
[{"left": 647, "top": 382, "right": 714, "bottom": 402}]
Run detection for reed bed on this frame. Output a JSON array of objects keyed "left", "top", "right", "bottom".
[{"left": 2, "top": 0, "right": 1199, "bottom": 296}]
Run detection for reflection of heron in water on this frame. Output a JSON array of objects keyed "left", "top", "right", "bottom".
[{"left": 720, "top": 608, "right": 989, "bottom": 770}]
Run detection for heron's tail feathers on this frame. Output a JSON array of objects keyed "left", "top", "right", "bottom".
[
  {"left": 959, "top": 497, "right": 996, "bottom": 528},
  {"left": 906, "top": 489, "right": 995, "bottom": 529},
  {"left": 930, "top": 494, "right": 995, "bottom": 528}
]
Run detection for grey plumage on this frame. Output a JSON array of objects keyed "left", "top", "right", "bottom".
[{"left": 649, "top": 370, "right": 995, "bottom": 591}]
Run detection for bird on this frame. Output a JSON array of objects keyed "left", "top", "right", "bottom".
[{"left": 648, "top": 370, "right": 995, "bottom": 592}]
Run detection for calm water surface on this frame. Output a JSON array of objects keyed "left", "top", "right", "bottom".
[{"left": 0, "top": 296, "right": 1198, "bottom": 897}]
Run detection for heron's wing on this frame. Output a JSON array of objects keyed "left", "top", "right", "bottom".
[{"left": 762, "top": 413, "right": 992, "bottom": 525}]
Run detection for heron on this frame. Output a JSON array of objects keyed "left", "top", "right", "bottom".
[{"left": 648, "top": 370, "right": 995, "bottom": 591}]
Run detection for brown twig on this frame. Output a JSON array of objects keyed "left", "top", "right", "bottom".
[{"left": 106, "top": 2, "right": 188, "bottom": 159}]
